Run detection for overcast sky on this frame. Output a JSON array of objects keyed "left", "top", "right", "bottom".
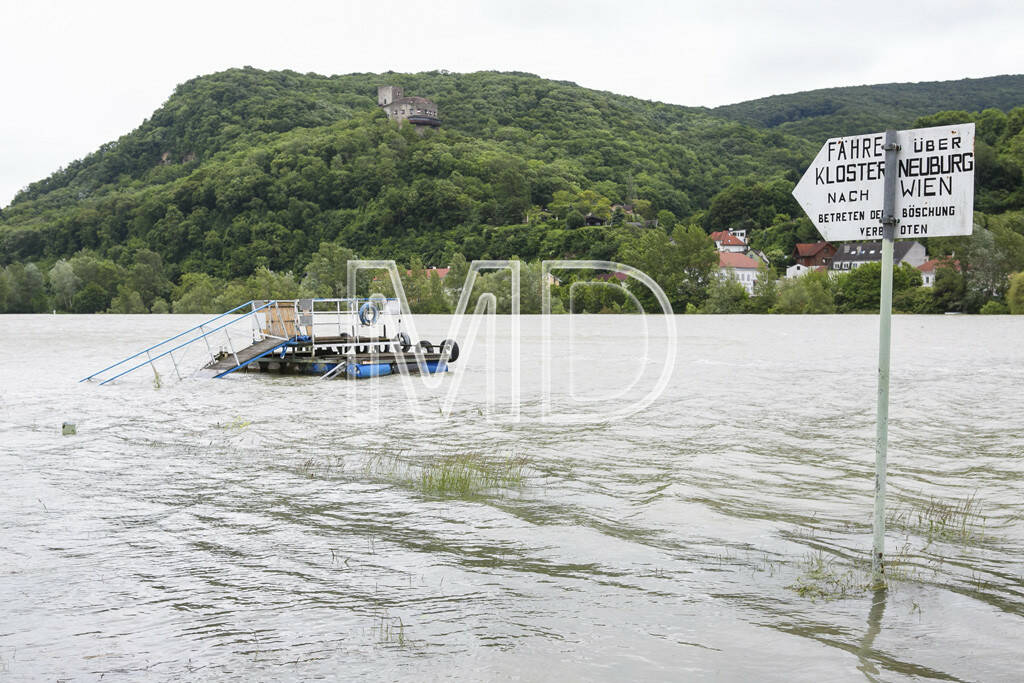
[{"left": 2, "top": 0, "right": 1022, "bottom": 208}]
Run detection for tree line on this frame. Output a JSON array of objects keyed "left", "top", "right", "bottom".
[{"left": 5, "top": 224, "right": 1022, "bottom": 315}]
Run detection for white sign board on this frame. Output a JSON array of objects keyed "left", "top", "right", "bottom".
[{"left": 792, "top": 123, "right": 975, "bottom": 241}]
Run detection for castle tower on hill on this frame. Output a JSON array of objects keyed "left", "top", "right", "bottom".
[{"left": 377, "top": 85, "right": 441, "bottom": 129}]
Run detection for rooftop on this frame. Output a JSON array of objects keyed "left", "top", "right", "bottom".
[
  {"left": 719, "top": 252, "right": 760, "bottom": 269},
  {"left": 794, "top": 242, "right": 833, "bottom": 257},
  {"left": 834, "top": 241, "right": 922, "bottom": 262},
  {"left": 710, "top": 230, "right": 746, "bottom": 246},
  {"left": 918, "top": 258, "right": 960, "bottom": 273}
]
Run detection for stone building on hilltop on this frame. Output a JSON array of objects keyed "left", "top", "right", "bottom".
[{"left": 377, "top": 85, "right": 441, "bottom": 129}]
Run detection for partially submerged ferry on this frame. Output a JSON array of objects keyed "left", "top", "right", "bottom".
[{"left": 81, "top": 298, "right": 458, "bottom": 385}]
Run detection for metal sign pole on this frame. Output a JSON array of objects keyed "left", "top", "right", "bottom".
[
  {"left": 872, "top": 129, "right": 899, "bottom": 584},
  {"left": 791, "top": 123, "right": 975, "bottom": 585}
]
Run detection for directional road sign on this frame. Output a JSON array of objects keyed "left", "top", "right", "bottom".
[{"left": 793, "top": 123, "right": 975, "bottom": 241}]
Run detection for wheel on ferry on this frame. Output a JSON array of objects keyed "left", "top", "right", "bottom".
[
  {"left": 438, "top": 339, "right": 459, "bottom": 362},
  {"left": 397, "top": 331, "right": 412, "bottom": 353},
  {"left": 417, "top": 340, "right": 434, "bottom": 354}
]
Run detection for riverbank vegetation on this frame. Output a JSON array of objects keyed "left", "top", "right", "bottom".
[{"left": 1, "top": 68, "right": 1023, "bottom": 314}]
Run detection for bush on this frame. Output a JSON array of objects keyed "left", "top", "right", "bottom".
[
  {"left": 979, "top": 300, "right": 1008, "bottom": 314},
  {"left": 72, "top": 282, "right": 109, "bottom": 313},
  {"left": 773, "top": 271, "right": 835, "bottom": 314},
  {"left": 1009, "top": 272, "right": 1024, "bottom": 314},
  {"left": 893, "top": 286, "right": 936, "bottom": 314}
]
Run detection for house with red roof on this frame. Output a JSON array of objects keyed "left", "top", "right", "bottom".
[
  {"left": 792, "top": 242, "right": 837, "bottom": 268},
  {"left": 918, "top": 258, "right": 960, "bottom": 287},
  {"left": 718, "top": 252, "right": 762, "bottom": 294},
  {"left": 709, "top": 229, "right": 748, "bottom": 253}
]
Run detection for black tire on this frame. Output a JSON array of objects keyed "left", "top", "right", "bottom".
[
  {"left": 417, "top": 340, "right": 434, "bottom": 354},
  {"left": 398, "top": 332, "right": 412, "bottom": 353},
  {"left": 439, "top": 339, "right": 460, "bottom": 362}
]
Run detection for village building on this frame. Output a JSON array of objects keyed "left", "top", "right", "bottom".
[
  {"left": 786, "top": 263, "right": 827, "bottom": 278},
  {"left": 785, "top": 242, "right": 836, "bottom": 278},
  {"left": 709, "top": 229, "right": 747, "bottom": 253},
  {"left": 829, "top": 240, "right": 927, "bottom": 272},
  {"left": 718, "top": 251, "right": 761, "bottom": 294},
  {"left": 378, "top": 86, "right": 441, "bottom": 129},
  {"left": 793, "top": 242, "right": 837, "bottom": 268},
  {"left": 917, "top": 258, "right": 960, "bottom": 287}
]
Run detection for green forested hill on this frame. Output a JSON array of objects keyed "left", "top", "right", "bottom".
[
  {"left": 711, "top": 74, "right": 1024, "bottom": 141},
  {"left": 0, "top": 68, "right": 814, "bottom": 273},
  {"left": 1, "top": 67, "right": 1023, "bottom": 315}
]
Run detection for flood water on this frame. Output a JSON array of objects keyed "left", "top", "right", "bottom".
[{"left": 1, "top": 313, "right": 1022, "bottom": 681}]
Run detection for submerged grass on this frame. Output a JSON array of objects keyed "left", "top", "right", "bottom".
[
  {"left": 887, "top": 492, "right": 988, "bottom": 546},
  {"left": 783, "top": 529, "right": 975, "bottom": 601},
  {"left": 372, "top": 613, "right": 410, "bottom": 648},
  {"left": 215, "top": 415, "right": 252, "bottom": 430},
  {"left": 788, "top": 550, "right": 868, "bottom": 601},
  {"left": 297, "top": 454, "right": 343, "bottom": 479},
  {"left": 365, "top": 450, "right": 529, "bottom": 498},
  {"left": 419, "top": 452, "right": 528, "bottom": 496}
]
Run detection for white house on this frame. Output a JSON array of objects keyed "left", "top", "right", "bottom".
[
  {"left": 917, "top": 258, "right": 959, "bottom": 287},
  {"left": 709, "top": 230, "right": 747, "bottom": 253},
  {"left": 786, "top": 263, "right": 826, "bottom": 279},
  {"left": 719, "top": 252, "right": 761, "bottom": 294}
]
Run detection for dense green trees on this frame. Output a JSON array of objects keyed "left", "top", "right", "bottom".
[
  {"left": 774, "top": 270, "right": 835, "bottom": 314},
  {"left": 0, "top": 68, "right": 818, "bottom": 277},
  {"left": 833, "top": 263, "right": 922, "bottom": 313},
  {"left": 713, "top": 74, "right": 1024, "bottom": 142},
  {"left": 1, "top": 68, "right": 1023, "bottom": 315},
  {"left": 616, "top": 224, "right": 718, "bottom": 311},
  {"left": 702, "top": 276, "right": 748, "bottom": 314},
  {"left": 1, "top": 263, "right": 48, "bottom": 312}
]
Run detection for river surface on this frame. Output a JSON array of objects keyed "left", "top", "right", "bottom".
[{"left": 1, "top": 313, "right": 1022, "bottom": 681}]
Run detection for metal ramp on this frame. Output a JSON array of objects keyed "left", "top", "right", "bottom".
[
  {"left": 203, "top": 337, "right": 292, "bottom": 378},
  {"left": 80, "top": 300, "right": 297, "bottom": 385}
]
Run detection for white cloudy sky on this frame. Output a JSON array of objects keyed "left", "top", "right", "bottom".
[{"left": 1, "top": 0, "right": 1022, "bottom": 208}]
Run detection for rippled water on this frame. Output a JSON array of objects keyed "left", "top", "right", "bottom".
[{"left": 1, "top": 313, "right": 1022, "bottom": 681}]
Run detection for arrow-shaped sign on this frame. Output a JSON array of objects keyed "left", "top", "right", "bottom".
[{"left": 793, "top": 123, "right": 976, "bottom": 242}]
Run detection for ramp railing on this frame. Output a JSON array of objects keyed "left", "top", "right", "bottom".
[
  {"left": 81, "top": 297, "right": 405, "bottom": 384},
  {"left": 80, "top": 300, "right": 292, "bottom": 385}
]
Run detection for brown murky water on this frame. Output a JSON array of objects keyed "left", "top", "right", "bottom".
[{"left": 1, "top": 313, "right": 1022, "bottom": 680}]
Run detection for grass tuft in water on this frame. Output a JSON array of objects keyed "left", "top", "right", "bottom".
[
  {"left": 372, "top": 613, "right": 409, "bottom": 647},
  {"left": 366, "top": 450, "right": 529, "bottom": 498},
  {"left": 298, "top": 454, "right": 343, "bottom": 479},
  {"left": 788, "top": 550, "right": 868, "bottom": 601},
  {"left": 887, "top": 492, "right": 988, "bottom": 546},
  {"left": 419, "top": 452, "right": 528, "bottom": 496},
  {"left": 216, "top": 416, "right": 252, "bottom": 430}
]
